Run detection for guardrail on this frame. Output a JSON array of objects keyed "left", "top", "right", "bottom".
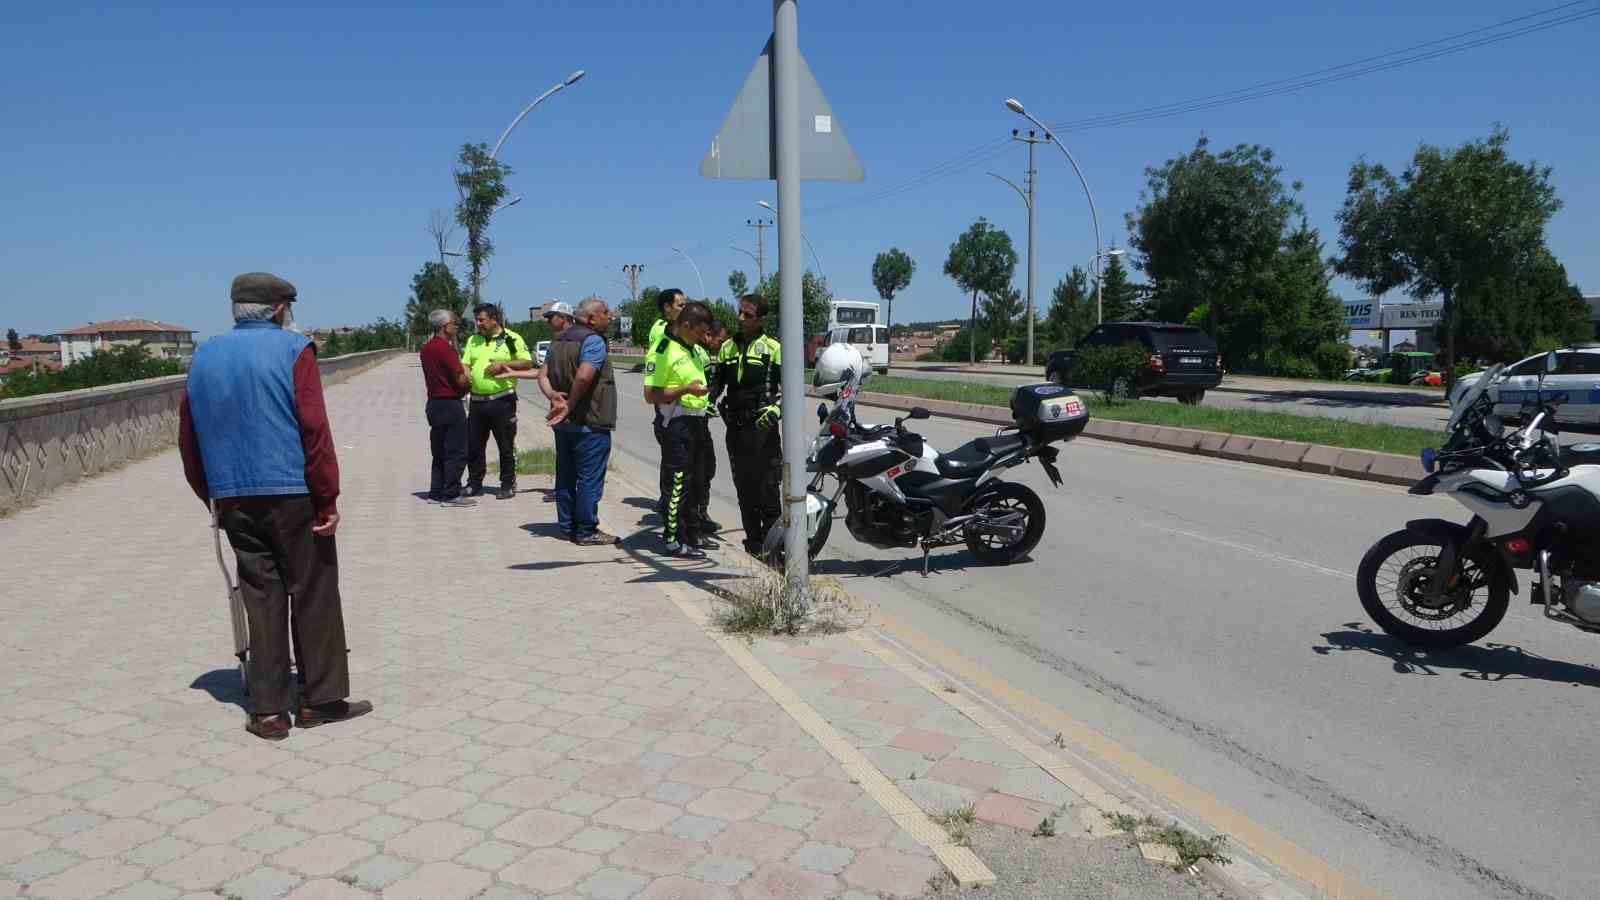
[{"left": 0, "top": 349, "right": 402, "bottom": 515}]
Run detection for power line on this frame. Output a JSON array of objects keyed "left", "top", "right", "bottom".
[
  {"left": 809, "top": 2, "right": 1596, "bottom": 219},
  {"left": 1048, "top": 3, "right": 1598, "bottom": 133}
]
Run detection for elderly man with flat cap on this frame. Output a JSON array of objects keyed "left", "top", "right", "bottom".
[{"left": 179, "top": 273, "right": 372, "bottom": 742}]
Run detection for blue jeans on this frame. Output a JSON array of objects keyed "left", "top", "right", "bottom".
[{"left": 554, "top": 428, "right": 611, "bottom": 539}]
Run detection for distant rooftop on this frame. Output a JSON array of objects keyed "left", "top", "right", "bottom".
[{"left": 56, "top": 319, "right": 194, "bottom": 336}]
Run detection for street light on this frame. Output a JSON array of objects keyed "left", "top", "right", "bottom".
[
  {"left": 490, "top": 70, "right": 587, "bottom": 162},
  {"left": 1004, "top": 97, "right": 1106, "bottom": 322},
  {"left": 1089, "top": 249, "right": 1126, "bottom": 324},
  {"left": 671, "top": 247, "right": 706, "bottom": 299},
  {"left": 757, "top": 200, "right": 823, "bottom": 277}
]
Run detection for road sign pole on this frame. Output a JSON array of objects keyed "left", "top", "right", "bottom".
[{"left": 774, "top": 0, "right": 809, "bottom": 612}]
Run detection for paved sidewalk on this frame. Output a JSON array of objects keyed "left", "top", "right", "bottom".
[{"left": 0, "top": 357, "right": 957, "bottom": 900}]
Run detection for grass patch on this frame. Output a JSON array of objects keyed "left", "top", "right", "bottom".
[
  {"left": 857, "top": 375, "right": 1437, "bottom": 456},
  {"left": 1103, "top": 812, "right": 1231, "bottom": 869},
  {"left": 489, "top": 447, "right": 556, "bottom": 476},
  {"left": 934, "top": 803, "right": 977, "bottom": 847},
  {"left": 711, "top": 571, "right": 851, "bottom": 636}
]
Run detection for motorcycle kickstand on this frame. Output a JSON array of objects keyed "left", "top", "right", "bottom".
[{"left": 918, "top": 539, "right": 931, "bottom": 578}]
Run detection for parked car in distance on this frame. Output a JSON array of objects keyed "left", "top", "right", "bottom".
[
  {"left": 1044, "top": 322, "right": 1223, "bottom": 404},
  {"left": 534, "top": 340, "right": 551, "bottom": 367},
  {"left": 1448, "top": 346, "right": 1600, "bottom": 428}
]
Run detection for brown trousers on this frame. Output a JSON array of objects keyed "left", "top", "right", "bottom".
[{"left": 219, "top": 496, "right": 351, "bottom": 715}]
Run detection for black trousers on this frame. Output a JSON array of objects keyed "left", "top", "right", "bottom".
[
  {"left": 725, "top": 418, "right": 782, "bottom": 549},
  {"left": 654, "top": 411, "right": 671, "bottom": 512},
  {"left": 660, "top": 416, "right": 709, "bottom": 544},
  {"left": 219, "top": 496, "right": 350, "bottom": 716},
  {"left": 467, "top": 395, "right": 518, "bottom": 489},
  {"left": 426, "top": 397, "right": 467, "bottom": 500}
]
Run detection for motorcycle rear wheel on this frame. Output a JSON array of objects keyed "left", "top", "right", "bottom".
[
  {"left": 1356, "top": 529, "right": 1510, "bottom": 648},
  {"left": 963, "top": 481, "right": 1046, "bottom": 565}
]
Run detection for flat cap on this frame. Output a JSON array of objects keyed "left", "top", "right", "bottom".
[{"left": 230, "top": 272, "right": 297, "bottom": 305}]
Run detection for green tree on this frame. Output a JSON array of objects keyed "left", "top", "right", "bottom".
[
  {"left": 942, "top": 219, "right": 1018, "bottom": 364},
  {"left": 624, "top": 286, "right": 663, "bottom": 347},
  {"left": 6, "top": 328, "right": 19, "bottom": 351},
  {"left": 452, "top": 143, "right": 513, "bottom": 304},
  {"left": 1044, "top": 267, "right": 1095, "bottom": 349},
  {"left": 1127, "top": 138, "right": 1301, "bottom": 365},
  {"left": 871, "top": 247, "right": 916, "bottom": 366},
  {"left": 753, "top": 270, "right": 832, "bottom": 336},
  {"left": 1452, "top": 248, "right": 1590, "bottom": 362},
  {"left": 1335, "top": 127, "right": 1563, "bottom": 387},
  {"left": 403, "top": 261, "right": 466, "bottom": 342},
  {"left": 982, "top": 285, "right": 1023, "bottom": 348},
  {"left": 322, "top": 330, "right": 345, "bottom": 357},
  {"left": 1097, "top": 252, "right": 1139, "bottom": 324},
  {"left": 1, "top": 343, "right": 182, "bottom": 399},
  {"left": 727, "top": 270, "right": 748, "bottom": 298}
]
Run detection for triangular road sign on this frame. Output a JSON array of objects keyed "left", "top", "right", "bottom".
[{"left": 700, "top": 36, "right": 864, "bottom": 182}]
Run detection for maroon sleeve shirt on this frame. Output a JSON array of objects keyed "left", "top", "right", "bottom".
[
  {"left": 292, "top": 346, "right": 340, "bottom": 518},
  {"left": 420, "top": 336, "right": 468, "bottom": 399},
  {"left": 178, "top": 345, "right": 339, "bottom": 519}
]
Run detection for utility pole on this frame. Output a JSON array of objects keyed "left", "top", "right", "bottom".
[
  {"left": 621, "top": 264, "right": 643, "bottom": 302},
  {"left": 1012, "top": 130, "right": 1044, "bottom": 367},
  {"left": 746, "top": 218, "right": 772, "bottom": 282}
]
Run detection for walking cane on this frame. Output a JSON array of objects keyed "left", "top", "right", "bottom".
[{"left": 210, "top": 500, "right": 251, "bottom": 696}]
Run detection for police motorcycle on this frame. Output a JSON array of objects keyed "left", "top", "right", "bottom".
[
  {"left": 1356, "top": 352, "right": 1600, "bottom": 647},
  {"left": 764, "top": 344, "right": 1089, "bottom": 575}
]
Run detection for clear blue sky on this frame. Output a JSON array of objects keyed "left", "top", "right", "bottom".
[{"left": 3, "top": 1, "right": 1595, "bottom": 341}]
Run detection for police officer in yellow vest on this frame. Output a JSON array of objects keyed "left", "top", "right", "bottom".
[
  {"left": 461, "top": 303, "right": 534, "bottom": 499},
  {"left": 709, "top": 294, "right": 783, "bottom": 555},
  {"left": 643, "top": 302, "right": 716, "bottom": 558},
  {"left": 643, "top": 288, "right": 686, "bottom": 516}
]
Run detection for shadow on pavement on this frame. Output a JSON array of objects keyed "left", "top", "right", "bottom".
[
  {"left": 1313, "top": 625, "right": 1600, "bottom": 687},
  {"left": 519, "top": 522, "right": 571, "bottom": 540},
  {"left": 190, "top": 668, "right": 248, "bottom": 709}
]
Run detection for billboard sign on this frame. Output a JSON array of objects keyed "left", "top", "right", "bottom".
[
  {"left": 1343, "top": 301, "right": 1378, "bottom": 328},
  {"left": 1379, "top": 302, "right": 1443, "bottom": 330}
]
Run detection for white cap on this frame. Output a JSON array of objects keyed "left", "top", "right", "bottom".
[{"left": 542, "top": 301, "right": 575, "bottom": 319}]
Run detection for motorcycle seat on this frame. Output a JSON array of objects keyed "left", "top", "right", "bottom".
[{"left": 933, "top": 433, "right": 1029, "bottom": 478}]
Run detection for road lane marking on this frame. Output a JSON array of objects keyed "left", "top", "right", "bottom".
[
  {"left": 1135, "top": 523, "right": 1356, "bottom": 581},
  {"left": 655, "top": 582, "right": 997, "bottom": 887}
]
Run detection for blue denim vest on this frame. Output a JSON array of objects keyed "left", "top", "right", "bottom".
[{"left": 186, "top": 320, "right": 312, "bottom": 498}]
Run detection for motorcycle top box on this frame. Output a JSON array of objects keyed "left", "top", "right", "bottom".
[{"left": 1010, "top": 383, "right": 1089, "bottom": 442}]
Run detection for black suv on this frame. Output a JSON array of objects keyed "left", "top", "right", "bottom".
[{"left": 1044, "top": 322, "right": 1223, "bottom": 404}]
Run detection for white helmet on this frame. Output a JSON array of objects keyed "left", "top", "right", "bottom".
[{"left": 813, "top": 342, "right": 866, "bottom": 398}]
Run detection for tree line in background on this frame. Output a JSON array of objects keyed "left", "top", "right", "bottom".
[{"left": 909, "top": 127, "right": 1586, "bottom": 381}]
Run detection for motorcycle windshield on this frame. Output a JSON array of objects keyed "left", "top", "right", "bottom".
[{"left": 1447, "top": 364, "right": 1503, "bottom": 432}]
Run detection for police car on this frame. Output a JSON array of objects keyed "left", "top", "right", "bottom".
[{"left": 1448, "top": 346, "right": 1600, "bottom": 427}]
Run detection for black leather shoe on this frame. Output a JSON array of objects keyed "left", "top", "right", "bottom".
[
  {"left": 496, "top": 485, "right": 516, "bottom": 500},
  {"left": 465, "top": 485, "right": 485, "bottom": 498},
  {"left": 662, "top": 541, "right": 706, "bottom": 559},
  {"left": 689, "top": 534, "right": 720, "bottom": 550},
  {"left": 296, "top": 699, "right": 373, "bottom": 729}
]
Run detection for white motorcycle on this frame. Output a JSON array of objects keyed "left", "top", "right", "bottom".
[
  {"left": 1357, "top": 354, "right": 1600, "bottom": 647},
  {"left": 765, "top": 346, "right": 1090, "bottom": 575}
]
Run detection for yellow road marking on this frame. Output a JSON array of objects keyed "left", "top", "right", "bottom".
[
  {"left": 655, "top": 583, "right": 997, "bottom": 886},
  {"left": 858, "top": 609, "right": 1386, "bottom": 899}
]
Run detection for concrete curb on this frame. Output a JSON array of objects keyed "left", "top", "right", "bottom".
[{"left": 821, "top": 389, "right": 1425, "bottom": 488}]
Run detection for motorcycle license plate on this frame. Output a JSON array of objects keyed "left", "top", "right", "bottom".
[{"left": 1180, "top": 356, "right": 1203, "bottom": 365}]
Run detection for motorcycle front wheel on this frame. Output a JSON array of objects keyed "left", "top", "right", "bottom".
[
  {"left": 1356, "top": 529, "right": 1510, "bottom": 648},
  {"left": 963, "top": 481, "right": 1046, "bottom": 565}
]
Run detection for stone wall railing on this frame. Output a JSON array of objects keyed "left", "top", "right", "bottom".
[{"left": 0, "top": 349, "right": 403, "bottom": 516}]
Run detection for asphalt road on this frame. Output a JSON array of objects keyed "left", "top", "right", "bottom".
[
  {"left": 601, "top": 369, "right": 1600, "bottom": 900},
  {"left": 889, "top": 362, "right": 1451, "bottom": 430}
]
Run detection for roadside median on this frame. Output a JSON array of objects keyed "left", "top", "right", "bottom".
[{"left": 821, "top": 384, "right": 1429, "bottom": 488}]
